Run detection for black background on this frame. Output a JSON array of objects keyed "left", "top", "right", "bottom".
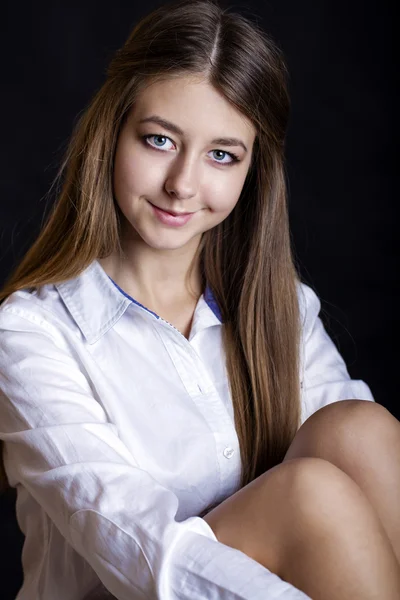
[{"left": 1, "top": 1, "right": 397, "bottom": 596}]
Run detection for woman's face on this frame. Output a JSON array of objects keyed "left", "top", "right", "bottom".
[{"left": 113, "top": 74, "right": 256, "bottom": 253}]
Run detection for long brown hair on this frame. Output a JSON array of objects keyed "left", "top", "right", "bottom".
[{"left": 0, "top": 0, "right": 302, "bottom": 492}]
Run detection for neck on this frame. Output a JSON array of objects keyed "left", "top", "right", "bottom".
[{"left": 99, "top": 233, "right": 203, "bottom": 309}]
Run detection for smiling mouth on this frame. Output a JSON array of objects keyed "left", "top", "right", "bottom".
[{"left": 148, "top": 202, "right": 194, "bottom": 216}]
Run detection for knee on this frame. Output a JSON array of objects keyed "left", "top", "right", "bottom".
[
  {"left": 255, "top": 456, "right": 371, "bottom": 574},
  {"left": 311, "top": 398, "right": 393, "bottom": 428},
  {"left": 285, "top": 400, "right": 399, "bottom": 463},
  {"left": 308, "top": 398, "right": 396, "bottom": 433},
  {"left": 277, "top": 455, "right": 357, "bottom": 505},
  {"left": 274, "top": 456, "right": 369, "bottom": 535},
  {"left": 204, "top": 456, "right": 369, "bottom": 575}
]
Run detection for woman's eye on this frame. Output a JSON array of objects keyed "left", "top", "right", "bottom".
[
  {"left": 143, "top": 134, "right": 239, "bottom": 165},
  {"left": 145, "top": 134, "right": 174, "bottom": 151},
  {"left": 210, "top": 149, "right": 238, "bottom": 164}
]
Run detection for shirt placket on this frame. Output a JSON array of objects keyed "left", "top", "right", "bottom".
[{"left": 156, "top": 321, "right": 242, "bottom": 503}]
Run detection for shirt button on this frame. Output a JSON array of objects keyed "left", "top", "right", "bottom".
[{"left": 223, "top": 447, "right": 235, "bottom": 459}]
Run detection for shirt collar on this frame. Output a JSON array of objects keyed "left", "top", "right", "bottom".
[{"left": 55, "top": 260, "right": 222, "bottom": 344}]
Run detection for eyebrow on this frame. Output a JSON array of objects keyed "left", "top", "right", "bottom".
[{"left": 138, "top": 115, "right": 248, "bottom": 153}]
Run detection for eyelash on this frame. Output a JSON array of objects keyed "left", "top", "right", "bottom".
[{"left": 142, "top": 134, "right": 240, "bottom": 166}]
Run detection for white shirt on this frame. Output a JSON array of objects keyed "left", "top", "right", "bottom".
[{"left": 0, "top": 259, "right": 374, "bottom": 600}]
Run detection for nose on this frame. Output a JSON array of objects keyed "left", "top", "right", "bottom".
[{"left": 164, "top": 154, "right": 198, "bottom": 200}]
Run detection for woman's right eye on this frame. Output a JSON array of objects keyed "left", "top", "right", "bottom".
[{"left": 143, "top": 134, "right": 175, "bottom": 151}]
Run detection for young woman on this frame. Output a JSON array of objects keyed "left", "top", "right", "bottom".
[{"left": 0, "top": 1, "right": 399, "bottom": 599}]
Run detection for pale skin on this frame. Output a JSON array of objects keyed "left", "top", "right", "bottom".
[
  {"left": 100, "top": 73, "right": 256, "bottom": 324},
  {"left": 204, "top": 400, "right": 400, "bottom": 599},
  {"left": 100, "top": 74, "right": 400, "bottom": 598}
]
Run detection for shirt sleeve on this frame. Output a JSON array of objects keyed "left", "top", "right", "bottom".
[
  {"left": 0, "top": 305, "right": 310, "bottom": 600},
  {"left": 298, "top": 283, "right": 375, "bottom": 424}
]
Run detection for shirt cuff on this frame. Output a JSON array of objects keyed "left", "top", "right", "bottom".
[{"left": 168, "top": 527, "right": 311, "bottom": 599}]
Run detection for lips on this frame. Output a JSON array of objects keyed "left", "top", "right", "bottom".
[
  {"left": 148, "top": 200, "right": 196, "bottom": 228},
  {"left": 148, "top": 201, "right": 193, "bottom": 217},
  {"left": 165, "top": 209, "right": 192, "bottom": 216}
]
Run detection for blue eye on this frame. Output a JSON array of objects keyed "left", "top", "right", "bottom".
[
  {"left": 143, "top": 134, "right": 240, "bottom": 165},
  {"left": 148, "top": 135, "right": 172, "bottom": 149},
  {"left": 212, "top": 149, "right": 235, "bottom": 163}
]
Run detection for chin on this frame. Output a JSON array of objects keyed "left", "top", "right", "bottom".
[{"left": 140, "top": 231, "right": 195, "bottom": 251}]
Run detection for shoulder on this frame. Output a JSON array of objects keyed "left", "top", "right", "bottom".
[{"left": 0, "top": 284, "right": 82, "bottom": 342}]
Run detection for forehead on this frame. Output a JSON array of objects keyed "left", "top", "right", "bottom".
[{"left": 129, "top": 75, "right": 256, "bottom": 143}]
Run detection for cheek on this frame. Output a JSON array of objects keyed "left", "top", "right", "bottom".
[
  {"left": 206, "top": 179, "right": 243, "bottom": 215},
  {"left": 113, "top": 145, "right": 161, "bottom": 201}
]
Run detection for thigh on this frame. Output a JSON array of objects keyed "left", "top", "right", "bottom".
[
  {"left": 203, "top": 456, "right": 351, "bottom": 575},
  {"left": 203, "top": 461, "right": 287, "bottom": 574}
]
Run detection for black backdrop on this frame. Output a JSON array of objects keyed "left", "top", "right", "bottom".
[{"left": 1, "top": 1, "right": 397, "bottom": 597}]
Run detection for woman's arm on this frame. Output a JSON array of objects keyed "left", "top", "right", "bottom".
[{"left": 298, "top": 282, "right": 375, "bottom": 423}]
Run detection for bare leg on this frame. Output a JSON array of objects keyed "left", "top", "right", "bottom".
[
  {"left": 284, "top": 399, "right": 400, "bottom": 564},
  {"left": 204, "top": 457, "right": 400, "bottom": 600}
]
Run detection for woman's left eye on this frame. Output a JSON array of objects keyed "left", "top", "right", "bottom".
[{"left": 143, "top": 134, "right": 240, "bottom": 165}]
